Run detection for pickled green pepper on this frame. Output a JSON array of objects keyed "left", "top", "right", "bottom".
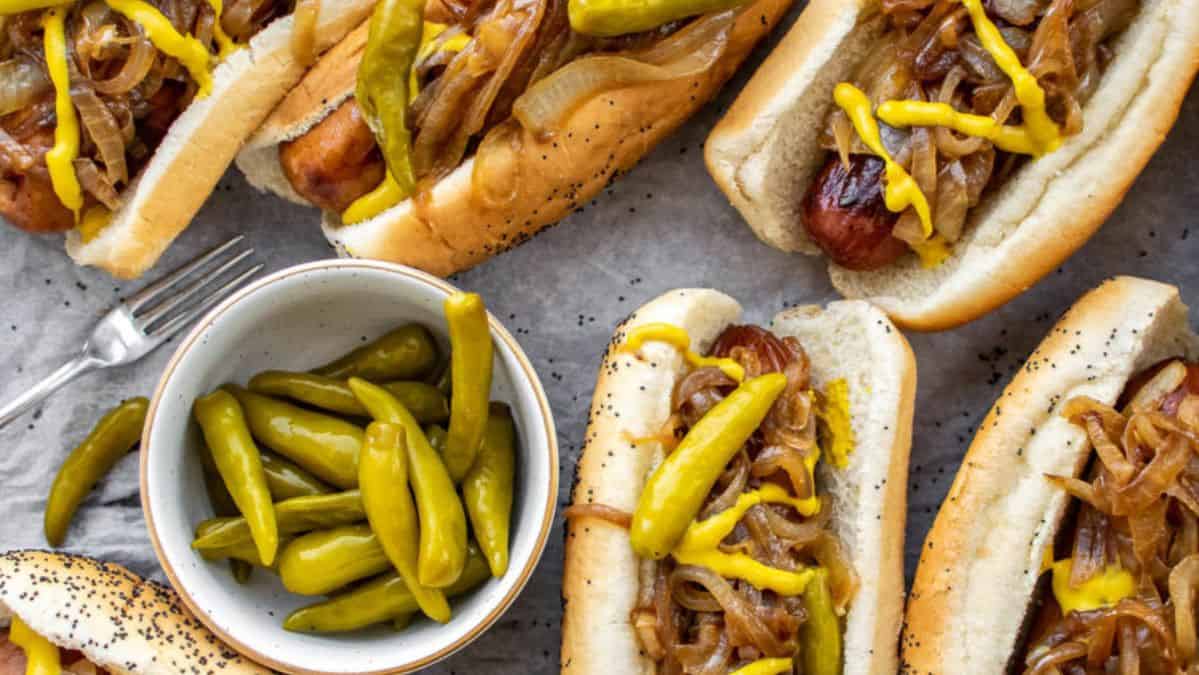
[
  {"left": 283, "top": 546, "right": 490, "bottom": 633},
  {"left": 348, "top": 377, "right": 467, "bottom": 588},
  {"left": 359, "top": 422, "right": 451, "bottom": 622},
  {"left": 261, "top": 452, "right": 333, "bottom": 500},
  {"left": 443, "top": 292, "right": 493, "bottom": 482},
  {"left": 800, "top": 568, "right": 842, "bottom": 675},
  {"left": 194, "top": 389, "right": 279, "bottom": 566},
  {"left": 192, "top": 489, "right": 366, "bottom": 551},
  {"left": 629, "top": 373, "right": 786, "bottom": 560},
  {"left": 277, "top": 524, "right": 391, "bottom": 595},
  {"left": 248, "top": 370, "right": 449, "bottom": 423},
  {"left": 228, "top": 386, "right": 363, "bottom": 489},
  {"left": 353, "top": 0, "right": 425, "bottom": 198},
  {"left": 568, "top": 0, "right": 744, "bottom": 37},
  {"left": 462, "top": 403, "right": 515, "bottom": 577},
  {"left": 44, "top": 397, "right": 148, "bottom": 547},
  {"left": 313, "top": 324, "right": 437, "bottom": 381},
  {"left": 199, "top": 437, "right": 254, "bottom": 583}
]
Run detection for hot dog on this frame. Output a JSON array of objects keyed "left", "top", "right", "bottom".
[
  {"left": 560, "top": 289, "right": 916, "bottom": 674},
  {"left": 235, "top": 0, "right": 793, "bottom": 277},
  {"left": 902, "top": 276, "right": 1199, "bottom": 674},
  {"left": 0, "top": 550, "right": 269, "bottom": 674},
  {"left": 0, "top": 0, "right": 374, "bottom": 278},
  {"left": 706, "top": 0, "right": 1199, "bottom": 330}
]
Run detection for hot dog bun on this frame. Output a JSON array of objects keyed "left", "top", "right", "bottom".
[
  {"left": 57, "top": 0, "right": 374, "bottom": 280},
  {"left": 236, "top": 0, "right": 792, "bottom": 277},
  {"left": 559, "top": 288, "right": 916, "bottom": 674},
  {"left": 0, "top": 549, "right": 269, "bottom": 673},
  {"left": 705, "top": 0, "right": 1199, "bottom": 331},
  {"left": 901, "top": 276, "right": 1199, "bottom": 673}
]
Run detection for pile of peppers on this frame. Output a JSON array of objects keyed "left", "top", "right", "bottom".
[{"left": 43, "top": 291, "right": 514, "bottom": 633}]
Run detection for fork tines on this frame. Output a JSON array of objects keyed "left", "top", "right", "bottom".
[{"left": 124, "top": 235, "right": 263, "bottom": 339}]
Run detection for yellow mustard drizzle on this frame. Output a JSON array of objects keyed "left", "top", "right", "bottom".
[
  {"left": 343, "top": 171, "right": 404, "bottom": 224},
  {"left": 10, "top": 615, "right": 62, "bottom": 675},
  {"left": 817, "top": 378, "right": 855, "bottom": 469},
  {"left": 834, "top": 83, "right": 932, "bottom": 239},
  {"left": 205, "top": 0, "right": 238, "bottom": 59},
  {"left": 342, "top": 22, "right": 471, "bottom": 225},
  {"left": 959, "top": 0, "right": 1061, "bottom": 153},
  {"left": 77, "top": 205, "right": 112, "bottom": 243},
  {"left": 909, "top": 234, "right": 951, "bottom": 269},
  {"left": 105, "top": 0, "right": 214, "bottom": 97},
  {"left": 876, "top": 101, "right": 1040, "bottom": 155},
  {"left": 729, "top": 658, "right": 793, "bottom": 675},
  {"left": 42, "top": 8, "right": 83, "bottom": 217},
  {"left": 1050, "top": 559, "right": 1135, "bottom": 614},
  {"left": 621, "top": 323, "right": 746, "bottom": 382},
  {"left": 671, "top": 484, "right": 819, "bottom": 596}
]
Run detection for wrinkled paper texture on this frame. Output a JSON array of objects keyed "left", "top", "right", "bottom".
[{"left": 1, "top": 5, "right": 1197, "bottom": 670}]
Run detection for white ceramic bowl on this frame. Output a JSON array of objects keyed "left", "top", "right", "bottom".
[{"left": 141, "top": 260, "right": 558, "bottom": 674}]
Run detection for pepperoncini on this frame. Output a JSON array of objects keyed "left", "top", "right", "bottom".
[
  {"left": 342, "top": 20, "right": 470, "bottom": 225},
  {"left": 630, "top": 374, "right": 786, "bottom": 559},
  {"left": 9, "top": 616, "right": 62, "bottom": 675}
]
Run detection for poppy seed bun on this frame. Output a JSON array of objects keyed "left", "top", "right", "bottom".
[
  {"left": 901, "top": 276, "right": 1199, "bottom": 674},
  {"left": 58, "top": 0, "right": 374, "bottom": 279},
  {"left": 560, "top": 289, "right": 915, "bottom": 674},
  {"left": 236, "top": 0, "right": 793, "bottom": 277},
  {"left": 705, "top": 0, "right": 1199, "bottom": 331},
  {"left": 0, "top": 550, "right": 269, "bottom": 674}
]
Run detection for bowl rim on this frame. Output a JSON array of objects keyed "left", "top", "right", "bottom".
[{"left": 139, "top": 258, "right": 559, "bottom": 674}]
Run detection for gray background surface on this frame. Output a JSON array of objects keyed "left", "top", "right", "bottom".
[{"left": 1, "top": 2, "right": 1197, "bottom": 670}]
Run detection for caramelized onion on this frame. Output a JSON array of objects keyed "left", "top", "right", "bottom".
[
  {"left": 1083, "top": 413, "right": 1136, "bottom": 484},
  {"left": 71, "top": 84, "right": 129, "bottom": 185},
  {"left": 0, "top": 56, "right": 51, "bottom": 117},
  {"left": 1070, "top": 503, "right": 1110, "bottom": 586},
  {"left": 1171, "top": 554, "right": 1199, "bottom": 661},
  {"left": 670, "top": 566, "right": 789, "bottom": 657},
  {"left": 751, "top": 445, "right": 814, "bottom": 500},
  {"left": 92, "top": 31, "right": 155, "bottom": 96},
  {"left": 513, "top": 9, "right": 734, "bottom": 136},
  {"left": 0, "top": 127, "right": 33, "bottom": 171},
  {"left": 74, "top": 157, "right": 122, "bottom": 209},
  {"left": 1125, "top": 361, "right": 1188, "bottom": 414},
  {"left": 763, "top": 505, "right": 829, "bottom": 550},
  {"left": 932, "top": 159, "right": 969, "bottom": 242},
  {"left": 990, "top": 0, "right": 1042, "bottom": 26},
  {"left": 563, "top": 503, "right": 633, "bottom": 528},
  {"left": 1027, "top": 641, "right": 1089, "bottom": 675},
  {"left": 1113, "top": 434, "right": 1190, "bottom": 515},
  {"left": 675, "top": 366, "right": 735, "bottom": 429}
]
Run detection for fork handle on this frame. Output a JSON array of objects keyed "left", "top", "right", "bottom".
[{"left": 0, "top": 354, "right": 103, "bottom": 431}]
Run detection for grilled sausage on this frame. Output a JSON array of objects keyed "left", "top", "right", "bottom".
[
  {"left": 0, "top": 123, "right": 74, "bottom": 233},
  {"left": 800, "top": 155, "right": 906, "bottom": 271},
  {"left": 279, "top": 100, "right": 386, "bottom": 213}
]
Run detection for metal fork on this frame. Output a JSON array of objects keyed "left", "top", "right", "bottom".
[{"left": 0, "top": 236, "right": 262, "bottom": 431}]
